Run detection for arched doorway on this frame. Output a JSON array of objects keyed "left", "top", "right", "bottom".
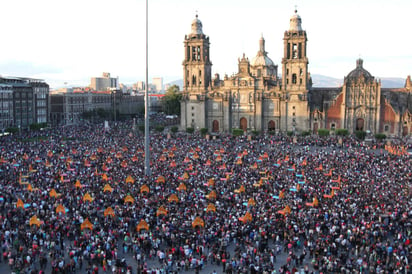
[
  {"left": 356, "top": 118, "right": 364, "bottom": 131},
  {"left": 268, "top": 120, "right": 275, "bottom": 131},
  {"left": 240, "top": 117, "right": 247, "bottom": 131},
  {"left": 402, "top": 126, "right": 408, "bottom": 136},
  {"left": 313, "top": 123, "right": 318, "bottom": 134},
  {"left": 212, "top": 120, "right": 219, "bottom": 132}
]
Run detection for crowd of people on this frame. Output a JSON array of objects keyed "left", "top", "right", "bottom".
[{"left": 0, "top": 120, "right": 410, "bottom": 274}]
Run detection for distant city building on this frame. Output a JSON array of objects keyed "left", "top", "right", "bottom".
[
  {"left": 50, "top": 88, "right": 144, "bottom": 126},
  {"left": 50, "top": 88, "right": 112, "bottom": 126},
  {"left": 152, "top": 77, "right": 163, "bottom": 92},
  {"left": 0, "top": 84, "right": 13, "bottom": 129},
  {"left": 90, "top": 72, "right": 118, "bottom": 91},
  {"left": 134, "top": 81, "right": 145, "bottom": 92},
  {"left": 181, "top": 12, "right": 412, "bottom": 137},
  {"left": 0, "top": 76, "right": 49, "bottom": 129}
]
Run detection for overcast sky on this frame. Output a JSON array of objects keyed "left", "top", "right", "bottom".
[{"left": 0, "top": 0, "right": 411, "bottom": 88}]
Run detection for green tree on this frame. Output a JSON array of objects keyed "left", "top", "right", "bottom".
[
  {"left": 355, "top": 130, "right": 366, "bottom": 140},
  {"left": 200, "top": 128, "right": 208, "bottom": 136},
  {"left": 162, "top": 85, "right": 182, "bottom": 115},
  {"left": 232, "top": 128, "right": 244, "bottom": 137},
  {"left": 374, "top": 133, "right": 386, "bottom": 140},
  {"left": 335, "top": 129, "right": 349, "bottom": 136},
  {"left": 317, "top": 129, "right": 330, "bottom": 137}
]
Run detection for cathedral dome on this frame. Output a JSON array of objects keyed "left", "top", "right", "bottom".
[
  {"left": 191, "top": 15, "right": 203, "bottom": 35},
  {"left": 289, "top": 10, "right": 303, "bottom": 32},
  {"left": 250, "top": 35, "right": 275, "bottom": 67},
  {"left": 251, "top": 54, "right": 275, "bottom": 67},
  {"left": 347, "top": 59, "right": 373, "bottom": 79}
]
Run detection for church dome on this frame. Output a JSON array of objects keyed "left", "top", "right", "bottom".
[
  {"left": 289, "top": 10, "right": 303, "bottom": 32},
  {"left": 191, "top": 15, "right": 203, "bottom": 35},
  {"left": 347, "top": 59, "right": 373, "bottom": 79},
  {"left": 251, "top": 54, "right": 275, "bottom": 67},
  {"left": 250, "top": 35, "right": 275, "bottom": 67}
]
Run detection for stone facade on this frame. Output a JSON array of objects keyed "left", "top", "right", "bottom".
[{"left": 181, "top": 11, "right": 412, "bottom": 137}]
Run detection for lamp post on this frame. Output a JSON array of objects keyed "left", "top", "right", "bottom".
[{"left": 144, "top": 0, "right": 151, "bottom": 176}]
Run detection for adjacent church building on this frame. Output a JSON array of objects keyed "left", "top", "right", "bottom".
[{"left": 181, "top": 11, "right": 412, "bottom": 137}]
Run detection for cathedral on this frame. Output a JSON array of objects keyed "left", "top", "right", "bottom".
[{"left": 180, "top": 10, "right": 412, "bottom": 137}]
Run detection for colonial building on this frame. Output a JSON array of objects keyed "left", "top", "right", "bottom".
[{"left": 181, "top": 11, "right": 412, "bottom": 137}]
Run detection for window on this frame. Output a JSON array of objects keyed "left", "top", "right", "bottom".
[
  {"left": 300, "top": 79, "right": 302, "bottom": 84},
  {"left": 293, "top": 113, "right": 295, "bottom": 116},
  {"left": 191, "top": 106, "right": 194, "bottom": 110},
  {"left": 300, "top": 68, "right": 303, "bottom": 76},
  {"left": 331, "top": 123, "right": 336, "bottom": 130},
  {"left": 292, "top": 74, "right": 297, "bottom": 84},
  {"left": 286, "top": 69, "right": 289, "bottom": 76},
  {"left": 287, "top": 43, "right": 290, "bottom": 59},
  {"left": 384, "top": 125, "right": 389, "bottom": 131},
  {"left": 191, "top": 113, "right": 194, "bottom": 117},
  {"left": 292, "top": 106, "right": 295, "bottom": 110},
  {"left": 292, "top": 44, "right": 298, "bottom": 59}
]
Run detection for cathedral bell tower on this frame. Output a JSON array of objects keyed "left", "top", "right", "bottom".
[
  {"left": 281, "top": 9, "right": 309, "bottom": 92},
  {"left": 181, "top": 14, "right": 212, "bottom": 130},
  {"left": 182, "top": 14, "right": 212, "bottom": 93},
  {"left": 280, "top": 9, "right": 310, "bottom": 133}
]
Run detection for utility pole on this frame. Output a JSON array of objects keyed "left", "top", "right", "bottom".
[{"left": 144, "top": 0, "right": 151, "bottom": 176}]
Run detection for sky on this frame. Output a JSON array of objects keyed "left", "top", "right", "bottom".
[{"left": 0, "top": 0, "right": 411, "bottom": 88}]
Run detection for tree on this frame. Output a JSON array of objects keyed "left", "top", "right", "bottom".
[
  {"left": 317, "top": 129, "right": 330, "bottom": 137},
  {"left": 162, "top": 85, "right": 182, "bottom": 115},
  {"left": 355, "top": 130, "right": 366, "bottom": 140},
  {"left": 335, "top": 129, "right": 349, "bottom": 136},
  {"left": 374, "top": 133, "right": 386, "bottom": 140}
]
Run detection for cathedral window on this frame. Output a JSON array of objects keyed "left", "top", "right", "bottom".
[
  {"left": 287, "top": 43, "right": 291, "bottom": 59},
  {"left": 300, "top": 79, "right": 302, "bottom": 84},
  {"left": 298, "top": 43, "right": 302, "bottom": 59},
  {"left": 292, "top": 74, "right": 297, "bottom": 84},
  {"left": 197, "top": 46, "right": 201, "bottom": 61},
  {"left": 300, "top": 68, "right": 303, "bottom": 76},
  {"left": 292, "top": 44, "right": 298, "bottom": 59},
  {"left": 192, "top": 47, "right": 196, "bottom": 61}
]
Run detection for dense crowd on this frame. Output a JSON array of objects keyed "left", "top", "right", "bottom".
[{"left": 0, "top": 120, "right": 410, "bottom": 274}]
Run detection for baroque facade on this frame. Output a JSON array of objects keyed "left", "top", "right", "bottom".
[{"left": 181, "top": 11, "right": 412, "bottom": 137}]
